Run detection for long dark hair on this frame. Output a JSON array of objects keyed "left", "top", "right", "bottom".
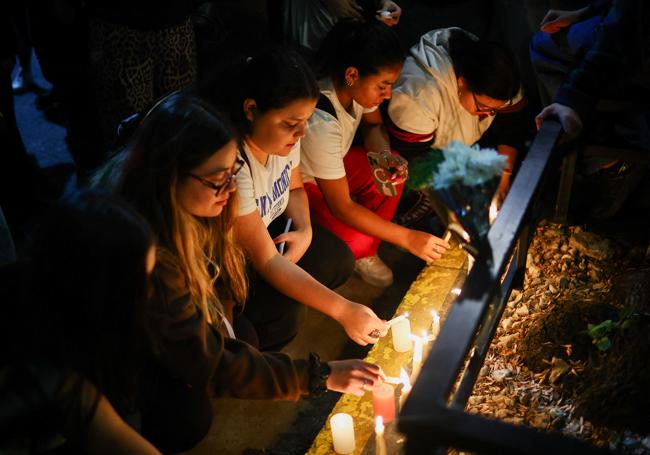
[
  {"left": 448, "top": 29, "right": 520, "bottom": 101},
  {"left": 199, "top": 46, "right": 319, "bottom": 137},
  {"left": 117, "top": 92, "right": 248, "bottom": 320},
  {"left": 315, "top": 19, "right": 404, "bottom": 84},
  {"left": 30, "top": 189, "right": 154, "bottom": 413}
]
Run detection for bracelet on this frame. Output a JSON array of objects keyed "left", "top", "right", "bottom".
[{"left": 308, "top": 352, "right": 331, "bottom": 396}]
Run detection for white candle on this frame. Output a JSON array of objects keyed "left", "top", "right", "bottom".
[
  {"left": 375, "top": 416, "right": 387, "bottom": 455},
  {"left": 410, "top": 334, "right": 423, "bottom": 382},
  {"left": 330, "top": 413, "right": 355, "bottom": 454},
  {"left": 391, "top": 316, "right": 412, "bottom": 352},
  {"left": 398, "top": 368, "right": 412, "bottom": 411},
  {"left": 467, "top": 254, "right": 475, "bottom": 272},
  {"left": 430, "top": 310, "right": 440, "bottom": 340},
  {"left": 489, "top": 199, "right": 498, "bottom": 224},
  {"left": 421, "top": 329, "right": 431, "bottom": 358}
]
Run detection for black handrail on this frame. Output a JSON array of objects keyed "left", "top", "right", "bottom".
[{"left": 398, "top": 121, "right": 610, "bottom": 454}]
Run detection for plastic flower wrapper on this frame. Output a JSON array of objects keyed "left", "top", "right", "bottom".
[{"left": 407, "top": 141, "right": 506, "bottom": 261}]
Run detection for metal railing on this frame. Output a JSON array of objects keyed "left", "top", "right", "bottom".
[{"left": 397, "top": 121, "right": 610, "bottom": 455}]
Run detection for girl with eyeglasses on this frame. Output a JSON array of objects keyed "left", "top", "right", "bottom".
[
  {"left": 96, "top": 92, "right": 383, "bottom": 452},
  {"left": 386, "top": 28, "right": 525, "bottom": 208},
  {"left": 200, "top": 48, "right": 388, "bottom": 350}
]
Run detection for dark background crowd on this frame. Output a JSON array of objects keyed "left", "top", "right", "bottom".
[{"left": 1, "top": 0, "right": 648, "bottom": 453}]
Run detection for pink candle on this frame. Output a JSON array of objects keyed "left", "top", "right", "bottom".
[{"left": 372, "top": 383, "right": 396, "bottom": 423}]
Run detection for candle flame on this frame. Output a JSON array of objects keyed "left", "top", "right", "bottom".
[
  {"left": 375, "top": 416, "right": 384, "bottom": 433},
  {"left": 489, "top": 200, "right": 499, "bottom": 224}
]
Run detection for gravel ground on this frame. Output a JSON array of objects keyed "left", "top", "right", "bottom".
[{"left": 463, "top": 221, "right": 650, "bottom": 454}]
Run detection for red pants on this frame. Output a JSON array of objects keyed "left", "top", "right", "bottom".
[{"left": 305, "top": 146, "right": 403, "bottom": 259}]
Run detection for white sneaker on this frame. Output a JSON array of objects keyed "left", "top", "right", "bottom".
[{"left": 354, "top": 255, "right": 394, "bottom": 287}]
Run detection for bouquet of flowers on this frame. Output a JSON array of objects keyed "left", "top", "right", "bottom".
[{"left": 408, "top": 141, "right": 507, "bottom": 262}]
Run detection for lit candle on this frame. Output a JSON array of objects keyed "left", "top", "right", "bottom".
[
  {"left": 430, "top": 310, "right": 440, "bottom": 340},
  {"left": 410, "top": 334, "right": 423, "bottom": 382},
  {"left": 391, "top": 316, "right": 412, "bottom": 352},
  {"left": 489, "top": 199, "right": 498, "bottom": 224},
  {"left": 375, "top": 416, "right": 387, "bottom": 455},
  {"left": 330, "top": 413, "right": 355, "bottom": 454},
  {"left": 421, "top": 329, "right": 431, "bottom": 358},
  {"left": 398, "top": 368, "right": 411, "bottom": 411},
  {"left": 372, "top": 383, "right": 396, "bottom": 423}
]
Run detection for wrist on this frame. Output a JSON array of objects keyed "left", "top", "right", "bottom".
[
  {"left": 308, "top": 353, "right": 331, "bottom": 395},
  {"left": 331, "top": 298, "right": 353, "bottom": 322},
  {"left": 396, "top": 225, "right": 414, "bottom": 250}
]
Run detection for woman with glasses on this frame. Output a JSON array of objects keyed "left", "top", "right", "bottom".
[
  {"left": 99, "top": 91, "right": 383, "bottom": 452},
  {"left": 201, "top": 48, "right": 387, "bottom": 350},
  {"left": 386, "top": 27, "right": 525, "bottom": 218}
]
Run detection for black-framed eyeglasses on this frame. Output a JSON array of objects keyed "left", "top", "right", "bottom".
[
  {"left": 187, "top": 158, "right": 245, "bottom": 196},
  {"left": 472, "top": 92, "right": 512, "bottom": 116}
]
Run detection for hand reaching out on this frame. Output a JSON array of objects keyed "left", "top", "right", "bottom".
[
  {"left": 337, "top": 302, "right": 389, "bottom": 346},
  {"left": 326, "top": 360, "right": 384, "bottom": 396},
  {"left": 376, "top": 1, "right": 401, "bottom": 26},
  {"left": 539, "top": 9, "right": 584, "bottom": 34},
  {"left": 535, "top": 103, "right": 583, "bottom": 139},
  {"left": 404, "top": 230, "right": 450, "bottom": 263}
]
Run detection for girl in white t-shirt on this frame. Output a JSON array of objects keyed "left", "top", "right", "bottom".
[
  {"left": 301, "top": 20, "right": 450, "bottom": 287},
  {"left": 203, "top": 48, "right": 388, "bottom": 350}
]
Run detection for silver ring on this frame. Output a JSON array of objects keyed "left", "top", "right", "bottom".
[{"left": 369, "top": 329, "right": 381, "bottom": 338}]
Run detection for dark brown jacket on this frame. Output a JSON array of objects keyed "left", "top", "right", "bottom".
[{"left": 149, "top": 260, "right": 310, "bottom": 400}]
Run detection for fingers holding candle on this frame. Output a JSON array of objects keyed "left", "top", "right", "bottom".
[{"left": 338, "top": 302, "right": 388, "bottom": 345}]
